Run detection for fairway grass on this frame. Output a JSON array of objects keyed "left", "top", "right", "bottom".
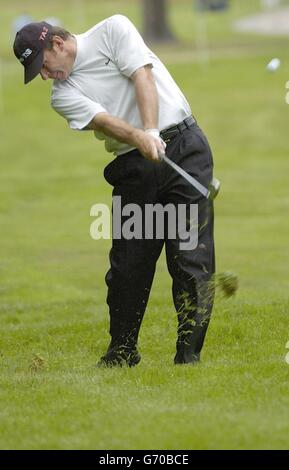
[
  {"left": 1, "top": 0, "right": 289, "bottom": 450},
  {"left": 0, "top": 298, "right": 289, "bottom": 449}
]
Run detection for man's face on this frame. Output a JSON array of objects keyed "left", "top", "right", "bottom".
[{"left": 40, "top": 37, "right": 73, "bottom": 81}]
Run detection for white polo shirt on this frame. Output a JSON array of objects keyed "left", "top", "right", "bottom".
[{"left": 51, "top": 15, "right": 192, "bottom": 155}]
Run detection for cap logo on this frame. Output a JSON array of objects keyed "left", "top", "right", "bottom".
[
  {"left": 19, "top": 48, "right": 33, "bottom": 63},
  {"left": 39, "top": 26, "right": 49, "bottom": 41}
]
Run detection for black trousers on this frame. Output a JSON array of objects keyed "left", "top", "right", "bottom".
[{"left": 103, "top": 122, "right": 215, "bottom": 362}]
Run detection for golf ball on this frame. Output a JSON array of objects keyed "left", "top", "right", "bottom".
[{"left": 266, "top": 58, "right": 281, "bottom": 72}]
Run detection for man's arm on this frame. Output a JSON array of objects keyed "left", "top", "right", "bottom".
[
  {"left": 87, "top": 113, "right": 164, "bottom": 162},
  {"left": 131, "top": 65, "right": 158, "bottom": 131}
]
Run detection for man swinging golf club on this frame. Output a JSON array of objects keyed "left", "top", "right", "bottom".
[{"left": 13, "top": 15, "right": 216, "bottom": 367}]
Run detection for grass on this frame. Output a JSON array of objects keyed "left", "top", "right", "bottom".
[{"left": 1, "top": 0, "right": 289, "bottom": 450}]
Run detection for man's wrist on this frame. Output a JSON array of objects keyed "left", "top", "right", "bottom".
[
  {"left": 129, "top": 128, "right": 144, "bottom": 147},
  {"left": 145, "top": 128, "right": 160, "bottom": 139}
]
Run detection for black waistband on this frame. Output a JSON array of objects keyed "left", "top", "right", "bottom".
[{"left": 160, "top": 115, "right": 196, "bottom": 142}]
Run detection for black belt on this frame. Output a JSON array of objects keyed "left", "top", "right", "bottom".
[{"left": 160, "top": 115, "right": 196, "bottom": 143}]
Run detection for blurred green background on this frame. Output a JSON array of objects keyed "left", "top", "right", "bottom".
[{"left": 0, "top": 0, "right": 289, "bottom": 450}]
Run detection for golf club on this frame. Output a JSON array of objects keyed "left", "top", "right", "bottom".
[{"left": 159, "top": 152, "right": 220, "bottom": 200}]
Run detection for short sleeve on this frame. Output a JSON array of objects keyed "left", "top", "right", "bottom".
[
  {"left": 51, "top": 84, "right": 107, "bottom": 130},
  {"left": 107, "top": 15, "right": 152, "bottom": 78}
]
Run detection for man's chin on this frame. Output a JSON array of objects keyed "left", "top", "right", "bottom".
[{"left": 54, "top": 71, "right": 66, "bottom": 81}]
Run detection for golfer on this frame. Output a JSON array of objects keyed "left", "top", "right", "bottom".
[{"left": 13, "top": 16, "right": 215, "bottom": 367}]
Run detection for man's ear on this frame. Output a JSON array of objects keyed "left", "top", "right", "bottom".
[{"left": 52, "top": 36, "right": 65, "bottom": 51}]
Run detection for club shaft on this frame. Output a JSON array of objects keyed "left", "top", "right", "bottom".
[{"left": 161, "top": 154, "right": 210, "bottom": 199}]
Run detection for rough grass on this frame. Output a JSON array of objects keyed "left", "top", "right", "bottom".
[{"left": 1, "top": 0, "right": 289, "bottom": 450}]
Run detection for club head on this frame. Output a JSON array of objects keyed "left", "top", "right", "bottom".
[{"left": 209, "top": 177, "right": 221, "bottom": 200}]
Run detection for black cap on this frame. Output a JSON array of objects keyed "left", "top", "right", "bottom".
[{"left": 13, "top": 21, "right": 53, "bottom": 84}]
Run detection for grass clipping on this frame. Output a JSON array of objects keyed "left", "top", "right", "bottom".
[
  {"left": 217, "top": 271, "right": 239, "bottom": 298},
  {"left": 29, "top": 354, "right": 46, "bottom": 373}
]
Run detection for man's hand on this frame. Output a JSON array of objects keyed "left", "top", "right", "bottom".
[{"left": 132, "top": 129, "right": 166, "bottom": 162}]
